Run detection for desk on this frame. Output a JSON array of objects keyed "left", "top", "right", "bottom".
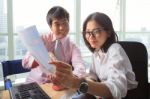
[{"left": 1, "top": 83, "right": 76, "bottom": 99}]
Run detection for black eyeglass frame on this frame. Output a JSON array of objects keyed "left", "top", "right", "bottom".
[{"left": 83, "top": 27, "right": 104, "bottom": 38}]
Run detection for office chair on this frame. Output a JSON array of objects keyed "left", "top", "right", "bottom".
[
  {"left": 1, "top": 59, "right": 30, "bottom": 90},
  {"left": 118, "top": 41, "right": 149, "bottom": 99}
]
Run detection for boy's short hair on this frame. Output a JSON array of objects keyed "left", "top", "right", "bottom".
[{"left": 46, "top": 6, "right": 69, "bottom": 26}]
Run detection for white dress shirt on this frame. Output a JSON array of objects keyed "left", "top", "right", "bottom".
[{"left": 89, "top": 43, "right": 138, "bottom": 99}]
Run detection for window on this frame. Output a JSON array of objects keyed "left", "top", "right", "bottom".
[
  {"left": 125, "top": 0, "right": 150, "bottom": 63},
  {"left": 0, "top": 0, "right": 150, "bottom": 69},
  {"left": 0, "top": 0, "right": 8, "bottom": 61},
  {"left": 10, "top": 0, "right": 75, "bottom": 60},
  {"left": 80, "top": 0, "right": 120, "bottom": 64},
  {"left": 126, "top": 0, "right": 150, "bottom": 31},
  {"left": 81, "top": 0, "right": 120, "bottom": 31},
  {"left": 0, "top": 0, "right": 7, "bottom": 33},
  {"left": 0, "top": 36, "right": 8, "bottom": 61}
]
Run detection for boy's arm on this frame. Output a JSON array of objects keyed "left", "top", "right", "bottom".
[{"left": 22, "top": 52, "right": 39, "bottom": 69}]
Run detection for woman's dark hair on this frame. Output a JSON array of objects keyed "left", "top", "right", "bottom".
[
  {"left": 82, "top": 12, "right": 118, "bottom": 53},
  {"left": 46, "top": 6, "right": 69, "bottom": 26}
]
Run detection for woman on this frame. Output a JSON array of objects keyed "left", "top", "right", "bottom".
[{"left": 50, "top": 12, "right": 138, "bottom": 99}]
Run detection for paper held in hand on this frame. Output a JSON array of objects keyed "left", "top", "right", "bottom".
[{"left": 18, "top": 25, "right": 55, "bottom": 74}]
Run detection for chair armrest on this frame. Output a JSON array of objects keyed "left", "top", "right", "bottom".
[{"left": 5, "top": 78, "right": 12, "bottom": 90}]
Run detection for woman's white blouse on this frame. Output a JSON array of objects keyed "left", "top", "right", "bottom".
[{"left": 89, "top": 43, "right": 138, "bottom": 99}]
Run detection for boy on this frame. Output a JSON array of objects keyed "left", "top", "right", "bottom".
[{"left": 22, "top": 6, "right": 86, "bottom": 90}]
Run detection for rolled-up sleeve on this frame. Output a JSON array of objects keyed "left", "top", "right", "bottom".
[
  {"left": 22, "top": 52, "right": 35, "bottom": 69},
  {"left": 102, "top": 64, "right": 127, "bottom": 99},
  {"left": 101, "top": 44, "right": 132, "bottom": 99},
  {"left": 92, "top": 44, "right": 137, "bottom": 99}
]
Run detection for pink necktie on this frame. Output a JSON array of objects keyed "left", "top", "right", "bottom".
[{"left": 54, "top": 39, "right": 64, "bottom": 61}]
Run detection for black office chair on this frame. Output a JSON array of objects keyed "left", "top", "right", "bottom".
[
  {"left": 1, "top": 59, "right": 30, "bottom": 90},
  {"left": 118, "top": 41, "right": 149, "bottom": 99}
]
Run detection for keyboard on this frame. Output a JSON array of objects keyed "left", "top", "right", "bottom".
[{"left": 9, "top": 82, "right": 51, "bottom": 99}]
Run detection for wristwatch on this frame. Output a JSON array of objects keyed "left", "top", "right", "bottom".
[{"left": 78, "top": 79, "right": 88, "bottom": 93}]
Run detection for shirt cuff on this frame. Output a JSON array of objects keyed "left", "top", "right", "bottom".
[{"left": 29, "top": 56, "right": 39, "bottom": 68}]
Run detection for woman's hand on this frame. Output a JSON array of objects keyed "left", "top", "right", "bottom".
[
  {"left": 42, "top": 72, "right": 56, "bottom": 83},
  {"left": 50, "top": 61, "right": 74, "bottom": 88}
]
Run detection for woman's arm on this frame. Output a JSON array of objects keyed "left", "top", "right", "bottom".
[{"left": 50, "top": 61, "right": 113, "bottom": 99}]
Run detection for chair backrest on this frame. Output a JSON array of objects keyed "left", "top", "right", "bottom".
[
  {"left": 118, "top": 41, "right": 149, "bottom": 99},
  {"left": 1, "top": 59, "right": 30, "bottom": 78}
]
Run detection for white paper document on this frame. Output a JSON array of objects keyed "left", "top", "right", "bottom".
[{"left": 18, "top": 25, "right": 55, "bottom": 74}]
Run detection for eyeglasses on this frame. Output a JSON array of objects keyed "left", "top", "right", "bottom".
[{"left": 84, "top": 28, "right": 104, "bottom": 38}]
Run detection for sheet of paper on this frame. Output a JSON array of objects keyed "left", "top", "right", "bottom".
[{"left": 18, "top": 25, "right": 55, "bottom": 74}]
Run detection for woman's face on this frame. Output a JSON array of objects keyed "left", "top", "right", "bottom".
[
  {"left": 85, "top": 20, "right": 109, "bottom": 49},
  {"left": 51, "top": 18, "right": 69, "bottom": 39}
]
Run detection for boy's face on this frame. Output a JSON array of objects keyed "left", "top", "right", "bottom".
[{"left": 51, "top": 18, "right": 69, "bottom": 39}]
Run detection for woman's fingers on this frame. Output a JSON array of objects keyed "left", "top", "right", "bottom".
[
  {"left": 48, "top": 61, "right": 74, "bottom": 88},
  {"left": 50, "top": 61, "right": 72, "bottom": 74},
  {"left": 50, "top": 61, "right": 72, "bottom": 69}
]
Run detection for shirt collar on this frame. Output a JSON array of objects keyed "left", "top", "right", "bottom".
[
  {"left": 94, "top": 49, "right": 105, "bottom": 58},
  {"left": 50, "top": 32, "right": 68, "bottom": 46}
]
